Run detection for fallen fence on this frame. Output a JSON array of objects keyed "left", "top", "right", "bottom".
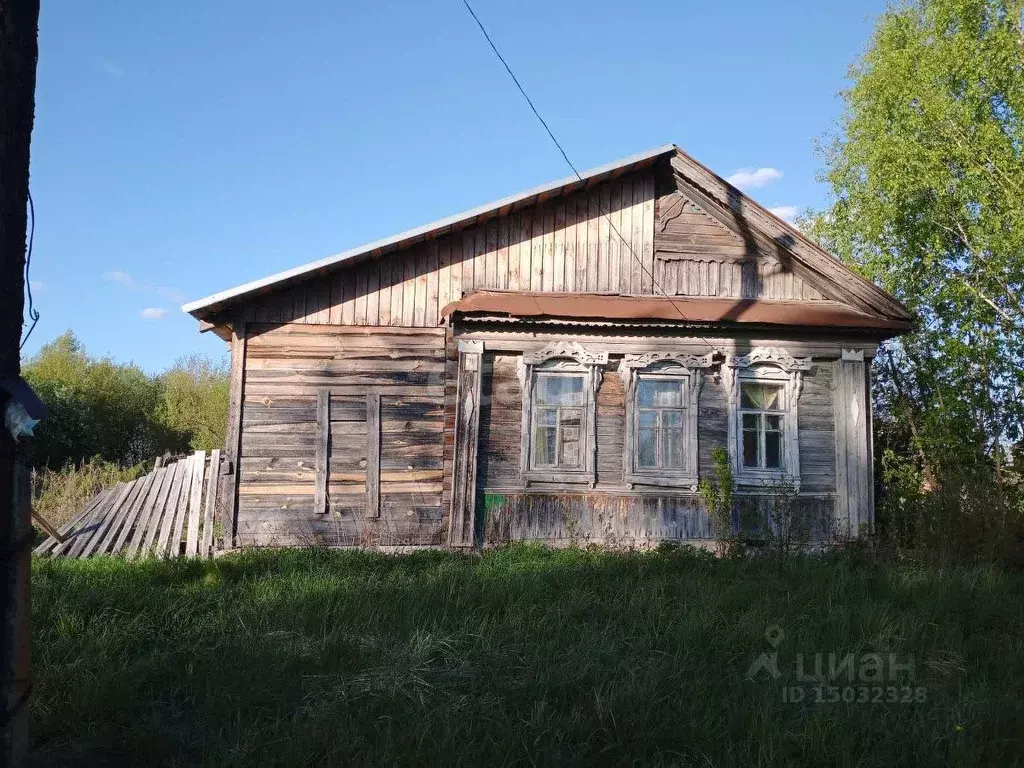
[{"left": 34, "top": 449, "right": 223, "bottom": 559}]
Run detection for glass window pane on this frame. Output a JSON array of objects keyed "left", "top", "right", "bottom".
[
  {"left": 560, "top": 430, "right": 580, "bottom": 467},
  {"left": 765, "top": 414, "right": 782, "bottom": 431},
  {"left": 663, "top": 410, "right": 683, "bottom": 429},
  {"left": 664, "top": 428, "right": 684, "bottom": 468},
  {"left": 638, "top": 411, "right": 657, "bottom": 428},
  {"left": 638, "top": 379, "right": 683, "bottom": 408},
  {"left": 742, "top": 413, "right": 760, "bottom": 430},
  {"left": 742, "top": 429, "right": 759, "bottom": 467},
  {"left": 536, "top": 408, "right": 557, "bottom": 426},
  {"left": 740, "top": 382, "right": 782, "bottom": 410},
  {"left": 559, "top": 408, "right": 582, "bottom": 428},
  {"left": 765, "top": 430, "right": 782, "bottom": 468},
  {"left": 533, "top": 426, "right": 557, "bottom": 466},
  {"left": 638, "top": 428, "right": 657, "bottom": 467},
  {"left": 536, "top": 375, "right": 584, "bottom": 405}
]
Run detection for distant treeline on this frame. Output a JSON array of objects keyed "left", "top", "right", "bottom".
[{"left": 23, "top": 331, "right": 229, "bottom": 470}]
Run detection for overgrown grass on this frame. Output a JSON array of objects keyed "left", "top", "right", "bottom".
[
  {"left": 31, "top": 458, "right": 145, "bottom": 529},
  {"left": 31, "top": 545, "right": 1024, "bottom": 766}
]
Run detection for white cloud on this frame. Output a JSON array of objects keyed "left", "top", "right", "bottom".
[
  {"left": 140, "top": 307, "right": 167, "bottom": 320},
  {"left": 156, "top": 286, "right": 187, "bottom": 303},
  {"left": 769, "top": 205, "right": 800, "bottom": 224},
  {"left": 104, "top": 269, "right": 134, "bottom": 287},
  {"left": 105, "top": 270, "right": 186, "bottom": 304},
  {"left": 93, "top": 58, "right": 126, "bottom": 78},
  {"left": 726, "top": 167, "right": 783, "bottom": 190}
]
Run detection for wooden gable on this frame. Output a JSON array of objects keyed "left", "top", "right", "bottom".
[{"left": 194, "top": 147, "right": 909, "bottom": 333}]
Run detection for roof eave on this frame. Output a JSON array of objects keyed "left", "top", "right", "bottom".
[{"left": 181, "top": 144, "right": 678, "bottom": 320}]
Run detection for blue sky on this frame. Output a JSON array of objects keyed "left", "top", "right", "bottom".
[{"left": 25, "top": 0, "right": 887, "bottom": 371}]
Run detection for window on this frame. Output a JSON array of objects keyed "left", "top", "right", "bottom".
[
  {"left": 519, "top": 343, "right": 606, "bottom": 486},
  {"left": 620, "top": 352, "right": 714, "bottom": 489},
  {"left": 636, "top": 376, "right": 688, "bottom": 469},
  {"left": 740, "top": 382, "right": 784, "bottom": 470},
  {"left": 531, "top": 373, "right": 585, "bottom": 469},
  {"left": 724, "top": 348, "right": 811, "bottom": 489}
]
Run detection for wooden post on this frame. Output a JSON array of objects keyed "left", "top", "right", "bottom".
[
  {"left": 314, "top": 391, "right": 329, "bottom": 516},
  {"left": 366, "top": 393, "right": 380, "bottom": 518},
  {"left": 0, "top": 2, "right": 40, "bottom": 763},
  {"left": 448, "top": 341, "right": 483, "bottom": 548},
  {"left": 219, "top": 320, "right": 247, "bottom": 548},
  {"left": 833, "top": 350, "right": 872, "bottom": 538}
]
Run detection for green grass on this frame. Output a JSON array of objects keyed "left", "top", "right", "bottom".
[{"left": 30, "top": 545, "right": 1024, "bottom": 766}]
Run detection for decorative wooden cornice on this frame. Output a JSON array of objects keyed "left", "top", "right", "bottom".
[
  {"left": 725, "top": 347, "right": 812, "bottom": 372},
  {"left": 617, "top": 350, "right": 717, "bottom": 385},
  {"left": 521, "top": 342, "right": 609, "bottom": 367}
]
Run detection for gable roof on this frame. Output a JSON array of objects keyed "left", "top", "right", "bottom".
[
  {"left": 182, "top": 144, "right": 912, "bottom": 325},
  {"left": 182, "top": 144, "right": 675, "bottom": 320}
]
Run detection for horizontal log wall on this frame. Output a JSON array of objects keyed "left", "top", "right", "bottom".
[
  {"left": 476, "top": 347, "right": 837, "bottom": 544},
  {"left": 237, "top": 324, "right": 448, "bottom": 547},
  {"left": 653, "top": 190, "right": 827, "bottom": 301},
  {"left": 242, "top": 171, "right": 655, "bottom": 328}
]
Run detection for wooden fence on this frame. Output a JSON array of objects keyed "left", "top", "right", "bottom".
[{"left": 34, "top": 450, "right": 223, "bottom": 560}]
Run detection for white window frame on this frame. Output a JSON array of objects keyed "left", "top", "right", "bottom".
[
  {"left": 619, "top": 352, "right": 715, "bottom": 490},
  {"left": 723, "top": 348, "right": 811, "bottom": 489},
  {"left": 519, "top": 342, "right": 607, "bottom": 487}
]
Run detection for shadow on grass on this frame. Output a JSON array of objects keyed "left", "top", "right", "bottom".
[{"left": 30, "top": 545, "right": 1024, "bottom": 767}]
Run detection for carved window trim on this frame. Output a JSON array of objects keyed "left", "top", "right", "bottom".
[
  {"left": 723, "top": 348, "right": 811, "bottom": 489},
  {"left": 518, "top": 344, "right": 607, "bottom": 487},
  {"left": 619, "top": 352, "right": 715, "bottom": 490}
]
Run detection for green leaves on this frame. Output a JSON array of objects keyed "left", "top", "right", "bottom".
[{"left": 815, "top": 0, "right": 1024, "bottom": 479}]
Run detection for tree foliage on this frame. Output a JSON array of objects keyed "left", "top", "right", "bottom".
[
  {"left": 22, "top": 331, "right": 229, "bottom": 469},
  {"left": 810, "top": 0, "right": 1024, "bottom": 486}
]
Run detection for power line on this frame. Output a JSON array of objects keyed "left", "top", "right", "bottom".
[
  {"left": 460, "top": 0, "right": 718, "bottom": 353},
  {"left": 20, "top": 189, "right": 40, "bottom": 350}
]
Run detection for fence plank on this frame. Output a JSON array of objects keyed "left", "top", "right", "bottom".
[
  {"left": 140, "top": 459, "right": 183, "bottom": 558},
  {"left": 201, "top": 449, "right": 221, "bottom": 557},
  {"left": 35, "top": 488, "right": 109, "bottom": 557},
  {"left": 89, "top": 475, "right": 151, "bottom": 558},
  {"left": 127, "top": 466, "right": 171, "bottom": 560},
  {"left": 110, "top": 473, "right": 158, "bottom": 556},
  {"left": 185, "top": 451, "right": 207, "bottom": 556},
  {"left": 157, "top": 457, "right": 192, "bottom": 558}
]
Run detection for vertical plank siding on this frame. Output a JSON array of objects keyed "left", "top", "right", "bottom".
[
  {"left": 653, "top": 190, "right": 827, "bottom": 301},
  {"left": 243, "top": 173, "right": 655, "bottom": 328}
]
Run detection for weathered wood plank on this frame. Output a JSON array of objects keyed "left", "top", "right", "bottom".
[
  {"left": 366, "top": 393, "right": 381, "bottom": 518},
  {"left": 314, "top": 391, "right": 330, "bottom": 515},
  {"left": 104, "top": 473, "right": 156, "bottom": 557},
  {"left": 185, "top": 450, "right": 207, "bottom": 557},
  {"left": 35, "top": 488, "right": 109, "bottom": 556},
  {"left": 161, "top": 454, "right": 195, "bottom": 558},
  {"left": 125, "top": 466, "right": 170, "bottom": 559},
  {"left": 448, "top": 345, "right": 482, "bottom": 547},
  {"left": 201, "top": 449, "right": 221, "bottom": 557},
  {"left": 155, "top": 458, "right": 189, "bottom": 557}
]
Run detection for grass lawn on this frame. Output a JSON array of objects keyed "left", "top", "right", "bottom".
[{"left": 29, "top": 545, "right": 1024, "bottom": 766}]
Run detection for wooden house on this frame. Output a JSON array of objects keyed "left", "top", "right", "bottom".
[{"left": 182, "top": 145, "right": 912, "bottom": 550}]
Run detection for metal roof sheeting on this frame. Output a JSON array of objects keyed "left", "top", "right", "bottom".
[{"left": 441, "top": 291, "right": 913, "bottom": 333}]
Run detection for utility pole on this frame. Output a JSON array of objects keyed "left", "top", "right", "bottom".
[{"left": 0, "top": 1, "right": 40, "bottom": 765}]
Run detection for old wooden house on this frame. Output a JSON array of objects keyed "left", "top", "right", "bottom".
[{"left": 182, "top": 145, "right": 912, "bottom": 550}]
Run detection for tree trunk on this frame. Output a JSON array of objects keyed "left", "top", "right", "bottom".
[{"left": 0, "top": 1, "right": 40, "bottom": 765}]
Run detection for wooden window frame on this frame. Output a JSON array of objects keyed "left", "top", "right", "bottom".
[
  {"left": 723, "top": 348, "right": 811, "bottom": 489},
  {"left": 619, "top": 352, "right": 715, "bottom": 490},
  {"left": 518, "top": 343, "right": 607, "bottom": 487}
]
